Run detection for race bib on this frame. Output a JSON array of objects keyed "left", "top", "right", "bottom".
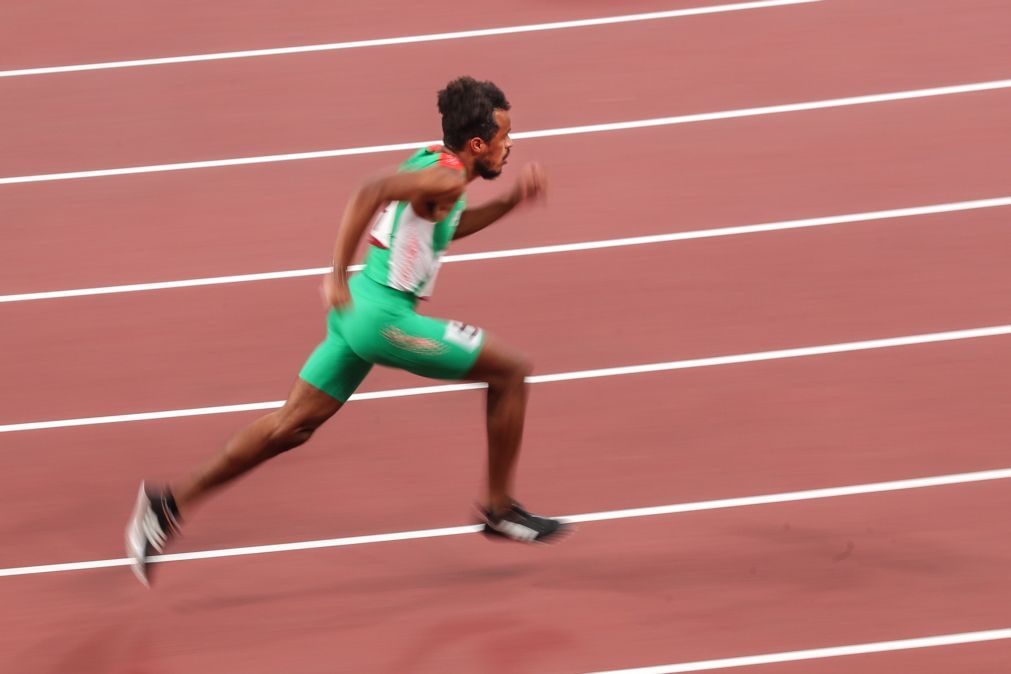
[{"left": 444, "top": 321, "right": 484, "bottom": 352}]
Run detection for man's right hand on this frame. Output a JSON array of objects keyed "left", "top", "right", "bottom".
[{"left": 321, "top": 274, "right": 352, "bottom": 310}]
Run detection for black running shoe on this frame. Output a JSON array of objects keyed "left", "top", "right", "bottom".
[
  {"left": 481, "top": 502, "right": 568, "bottom": 543},
  {"left": 125, "top": 483, "right": 181, "bottom": 586}
]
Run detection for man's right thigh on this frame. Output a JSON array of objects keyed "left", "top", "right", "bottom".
[{"left": 362, "top": 311, "right": 486, "bottom": 381}]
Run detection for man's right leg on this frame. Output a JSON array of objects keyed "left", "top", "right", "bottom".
[
  {"left": 367, "top": 310, "right": 566, "bottom": 543},
  {"left": 465, "top": 333, "right": 566, "bottom": 542},
  {"left": 464, "top": 333, "right": 533, "bottom": 516}
]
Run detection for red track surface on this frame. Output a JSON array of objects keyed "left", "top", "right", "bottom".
[
  {"left": 3, "top": 0, "right": 1009, "bottom": 177},
  {"left": 2, "top": 1, "right": 1010, "bottom": 672},
  {"left": 0, "top": 0, "right": 694, "bottom": 71},
  {"left": 5, "top": 89, "right": 1011, "bottom": 294}
]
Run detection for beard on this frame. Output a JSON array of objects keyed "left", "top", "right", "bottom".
[{"left": 473, "top": 155, "right": 503, "bottom": 180}]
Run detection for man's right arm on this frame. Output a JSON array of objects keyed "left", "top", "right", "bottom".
[{"left": 324, "top": 167, "right": 466, "bottom": 308}]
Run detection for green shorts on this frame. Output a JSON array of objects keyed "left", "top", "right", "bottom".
[{"left": 299, "top": 274, "right": 485, "bottom": 401}]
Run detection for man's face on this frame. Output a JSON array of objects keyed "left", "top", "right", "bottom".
[{"left": 473, "top": 109, "right": 512, "bottom": 180}]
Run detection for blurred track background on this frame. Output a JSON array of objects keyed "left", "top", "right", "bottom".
[{"left": 2, "top": 1, "right": 1010, "bottom": 671}]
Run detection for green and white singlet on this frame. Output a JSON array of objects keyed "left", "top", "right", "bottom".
[{"left": 363, "top": 146, "right": 468, "bottom": 299}]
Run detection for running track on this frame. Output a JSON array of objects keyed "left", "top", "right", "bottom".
[{"left": 2, "top": 1, "right": 1010, "bottom": 672}]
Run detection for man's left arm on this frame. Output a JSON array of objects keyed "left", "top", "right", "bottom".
[{"left": 454, "top": 163, "right": 548, "bottom": 240}]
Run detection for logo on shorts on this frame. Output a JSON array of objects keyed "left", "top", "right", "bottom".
[{"left": 382, "top": 327, "right": 448, "bottom": 355}]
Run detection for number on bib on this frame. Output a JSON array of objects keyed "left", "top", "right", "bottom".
[{"left": 444, "top": 321, "right": 484, "bottom": 352}]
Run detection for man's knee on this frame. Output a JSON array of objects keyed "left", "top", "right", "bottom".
[
  {"left": 513, "top": 355, "right": 534, "bottom": 381},
  {"left": 268, "top": 409, "right": 332, "bottom": 453},
  {"left": 493, "top": 353, "right": 533, "bottom": 390}
]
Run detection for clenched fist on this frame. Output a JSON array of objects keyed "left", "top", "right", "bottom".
[{"left": 510, "top": 163, "right": 549, "bottom": 205}]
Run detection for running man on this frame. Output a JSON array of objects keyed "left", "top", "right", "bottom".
[{"left": 126, "top": 76, "right": 566, "bottom": 585}]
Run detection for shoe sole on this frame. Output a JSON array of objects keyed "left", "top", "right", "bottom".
[
  {"left": 481, "top": 521, "right": 571, "bottom": 544},
  {"left": 125, "top": 483, "right": 152, "bottom": 588}
]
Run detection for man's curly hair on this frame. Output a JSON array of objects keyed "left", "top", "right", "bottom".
[{"left": 437, "top": 76, "right": 511, "bottom": 152}]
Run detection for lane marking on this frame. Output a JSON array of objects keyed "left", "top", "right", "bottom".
[
  {"left": 0, "top": 1, "right": 822, "bottom": 79},
  {"left": 2, "top": 467, "right": 1008, "bottom": 578},
  {"left": 3, "top": 196, "right": 1009, "bottom": 304},
  {"left": 2, "top": 78, "right": 1009, "bottom": 185},
  {"left": 583, "top": 628, "right": 1011, "bottom": 673},
  {"left": 3, "top": 324, "right": 1011, "bottom": 433}
]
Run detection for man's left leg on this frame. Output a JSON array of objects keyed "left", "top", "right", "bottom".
[{"left": 126, "top": 315, "right": 372, "bottom": 585}]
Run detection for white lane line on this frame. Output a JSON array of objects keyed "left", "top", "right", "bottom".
[
  {"left": 3, "top": 196, "right": 1009, "bottom": 304},
  {"left": 2, "top": 467, "right": 1008, "bottom": 579},
  {"left": 3, "top": 324, "right": 1011, "bottom": 434},
  {"left": 0, "top": 0, "right": 822, "bottom": 79},
  {"left": 2, "top": 78, "right": 1009, "bottom": 185},
  {"left": 583, "top": 628, "right": 1011, "bottom": 673}
]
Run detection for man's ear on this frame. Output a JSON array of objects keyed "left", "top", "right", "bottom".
[{"left": 466, "top": 136, "right": 486, "bottom": 154}]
